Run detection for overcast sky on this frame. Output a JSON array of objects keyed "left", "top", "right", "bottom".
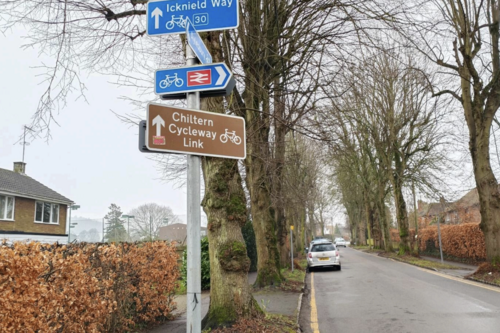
[{"left": 0, "top": 29, "right": 193, "bottom": 223}]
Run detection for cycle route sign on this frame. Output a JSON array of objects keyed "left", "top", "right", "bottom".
[
  {"left": 155, "top": 62, "right": 234, "bottom": 96},
  {"left": 147, "top": 0, "right": 239, "bottom": 36},
  {"left": 146, "top": 103, "right": 246, "bottom": 159}
]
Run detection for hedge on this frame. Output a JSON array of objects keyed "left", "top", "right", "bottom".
[
  {"left": 418, "top": 223, "right": 486, "bottom": 261},
  {"left": 0, "top": 241, "right": 179, "bottom": 332}
]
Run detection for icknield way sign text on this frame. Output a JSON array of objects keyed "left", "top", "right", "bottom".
[{"left": 146, "top": 103, "right": 246, "bottom": 159}]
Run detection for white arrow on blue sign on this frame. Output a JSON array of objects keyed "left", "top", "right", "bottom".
[
  {"left": 155, "top": 63, "right": 233, "bottom": 95},
  {"left": 147, "top": 0, "right": 239, "bottom": 36},
  {"left": 186, "top": 19, "right": 212, "bottom": 64}
]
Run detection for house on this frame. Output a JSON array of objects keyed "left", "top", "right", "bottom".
[
  {"left": 158, "top": 222, "right": 207, "bottom": 245},
  {"left": 0, "top": 162, "right": 73, "bottom": 244},
  {"left": 417, "top": 188, "right": 482, "bottom": 228}
]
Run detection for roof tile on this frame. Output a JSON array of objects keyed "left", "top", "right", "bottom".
[{"left": 0, "top": 168, "right": 72, "bottom": 204}]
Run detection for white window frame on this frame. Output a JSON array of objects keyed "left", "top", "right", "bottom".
[
  {"left": 0, "top": 195, "right": 15, "bottom": 221},
  {"left": 34, "top": 201, "right": 60, "bottom": 225}
]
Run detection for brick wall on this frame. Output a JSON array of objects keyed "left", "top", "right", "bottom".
[{"left": 0, "top": 196, "right": 67, "bottom": 235}]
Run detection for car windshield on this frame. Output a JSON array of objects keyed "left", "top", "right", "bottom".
[{"left": 311, "top": 244, "right": 335, "bottom": 252}]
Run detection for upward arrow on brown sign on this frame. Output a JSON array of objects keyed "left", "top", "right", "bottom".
[{"left": 146, "top": 103, "right": 246, "bottom": 159}]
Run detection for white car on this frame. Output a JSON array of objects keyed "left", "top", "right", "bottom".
[
  {"left": 307, "top": 241, "right": 341, "bottom": 271},
  {"left": 334, "top": 237, "right": 347, "bottom": 247}
]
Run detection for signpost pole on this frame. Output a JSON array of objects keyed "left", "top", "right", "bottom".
[{"left": 186, "top": 43, "right": 202, "bottom": 333}]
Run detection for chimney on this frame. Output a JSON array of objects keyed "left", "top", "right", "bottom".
[{"left": 13, "top": 162, "right": 26, "bottom": 174}]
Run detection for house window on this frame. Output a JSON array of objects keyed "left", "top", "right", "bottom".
[
  {"left": 0, "top": 195, "right": 14, "bottom": 220},
  {"left": 35, "top": 201, "right": 59, "bottom": 224}
]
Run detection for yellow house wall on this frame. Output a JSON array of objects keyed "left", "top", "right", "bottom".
[{"left": 0, "top": 196, "right": 67, "bottom": 235}]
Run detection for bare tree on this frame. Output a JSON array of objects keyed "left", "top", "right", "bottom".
[
  {"left": 128, "top": 203, "right": 179, "bottom": 241},
  {"left": 392, "top": 0, "right": 500, "bottom": 261}
]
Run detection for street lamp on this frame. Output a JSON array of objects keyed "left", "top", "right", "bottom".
[
  {"left": 68, "top": 204, "right": 80, "bottom": 243},
  {"left": 122, "top": 215, "right": 135, "bottom": 241},
  {"left": 102, "top": 217, "right": 107, "bottom": 243}
]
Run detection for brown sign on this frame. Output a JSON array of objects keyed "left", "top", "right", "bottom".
[{"left": 146, "top": 103, "right": 246, "bottom": 159}]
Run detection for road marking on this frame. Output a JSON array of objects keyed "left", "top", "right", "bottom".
[
  {"left": 310, "top": 272, "right": 320, "bottom": 333},
  {"left": 415, "top": 267, "right": 500, "bottom": 293}
]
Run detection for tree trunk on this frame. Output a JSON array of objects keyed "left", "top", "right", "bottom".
[
  {"left": 377, "top": 184, "right": 392, "bottom": 252},
  {"left": 308, "top": 202, "right": 316, "bottom": 237},
  {"left": 273, "top": 93, "right": 288, "bottom": 267},
  {"left": 201, "top": 156, "right": 261, "bottom": 328},
  {"left": 468, "top": 105, "right": 500, "bottom": 262},
  {"left": 200, "top": 31, "right": 261, "bottom": 329},
  {"left": 245, "top": 99, "right": 282, "bottom": 286},
  {"left": 391, "top": 152, "right": 411, "bottom": 254}
]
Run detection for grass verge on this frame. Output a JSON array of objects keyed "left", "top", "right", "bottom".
[
  {"left": 466, "top": 262, "right": 500, "bottom": 287},
  {"left": 206, "top": 313, "right": 296, "bottom": 333},
  {"left": 378, "top": 252, "right": 460, "bottom": 270},
  {"left": 173, "top": 280, "right": 186, "bottom": 295}
]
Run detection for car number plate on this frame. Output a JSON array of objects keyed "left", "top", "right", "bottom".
[{"left": 319, "top": 257, "right": 329, "bottom": 261}]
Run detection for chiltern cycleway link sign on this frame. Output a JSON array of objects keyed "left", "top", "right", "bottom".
[
  {"left": 147, "top": 0, "right": 239, "bottom": 36},
  {"left": 146, "top": 103, "right": 246, "bottom": 159},
  {"left": 186, "top": 18, "right": 212, "bottom": 64},
  {"left": 155, "top": 62, "right": 233, "bottom": 95}
]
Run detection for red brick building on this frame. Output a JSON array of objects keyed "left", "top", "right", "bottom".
[{"left": 418, "top": 188, "right": 482, "bottom": 228}]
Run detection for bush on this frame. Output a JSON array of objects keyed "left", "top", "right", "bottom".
[
  {"left": 180, "top": 236, "right": 211, "bottom": 290},
  {"left": 418, "top": 223, "right": 486, "bottom": 261},
  {"left": 242, "top": 220, "right": 257, "bottom": 272},
  {"left": 0, "top": 241, "right": 179, "bottom": 332}
]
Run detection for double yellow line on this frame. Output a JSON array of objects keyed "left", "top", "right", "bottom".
[{"left": 310, "top": 272, "right": 320, "bottom": 333}]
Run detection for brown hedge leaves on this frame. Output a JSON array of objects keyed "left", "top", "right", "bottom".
[
  {"left": 0, "top": 241, "right": 179, "bottom": 332},
  {"left": 418, "top": 223, "right": 486, "bottom": 260}
]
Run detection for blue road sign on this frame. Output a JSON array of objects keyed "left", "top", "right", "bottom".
[
  {"left": 155, "top": 63, "right": 233, "bottom": 95},
  {"left": 186, "top": 19, "right": 212, "bottom": 64},
  {"left": 147, "top": 0, "right": 239, "bottom": 36}
]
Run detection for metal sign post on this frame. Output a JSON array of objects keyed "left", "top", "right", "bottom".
[
  {"left": 142, "top": 3, "right": 242, "bottom": 331},
  {"left": 185, "top": 44, "right": 202, "bottom": 333}
]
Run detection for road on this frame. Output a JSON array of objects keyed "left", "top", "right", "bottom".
[{"left": 299, "top": 247, "right": 500, "bottom": 333}]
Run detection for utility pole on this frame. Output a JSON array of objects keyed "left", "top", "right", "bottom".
[
  {"left": 122, "top": 215, "right": 135, "bottom": 242},
  {"left": 150, "top": 215, "right": 153, "bottom": 241},
  {"left": 102, "top": 217, "right": 105, "bottom": 242},
  {"left": 437, "top": 196, "right": 446, "bottom": 264}
]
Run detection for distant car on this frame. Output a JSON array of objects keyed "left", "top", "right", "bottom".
[
  {"left": 334, "top": 237, "right": 347, "bottom": 247},
  {"left": 307, "top": 241, "right": 341, "bottom": 271}
]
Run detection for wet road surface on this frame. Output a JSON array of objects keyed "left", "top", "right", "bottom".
[{"left": 299, "top": 247, "right": 500, "bottom": 333}]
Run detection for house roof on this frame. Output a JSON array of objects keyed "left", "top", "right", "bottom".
[
  {"left": 158, "top": 223, "right": 207, "bottom": 243},
  {"left": 418, "top": 201, "right": 452, "bottom": 217},
  {"left": 0, "top": 168, "right": 73, "bottom": 204},
  {"left": 454, "top": 188, "right": 480, "bottom": 208}
]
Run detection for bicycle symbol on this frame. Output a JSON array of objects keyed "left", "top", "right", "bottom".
[
  {"left": 220, "top": 129, "right": 242, "bottom": 145},
  {"left": 159, "top": 73, "right": 184, "bottom": 89},
  {"left": 166, "top": 15, "right": 188, "bottom": 30}
]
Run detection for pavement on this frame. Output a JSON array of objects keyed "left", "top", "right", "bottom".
[
  {"left": 149, "top": 272, "right": 303, "bottom": 333},
  {"left": 418, "top": 254, "right": 478, "bottom": 278}
]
